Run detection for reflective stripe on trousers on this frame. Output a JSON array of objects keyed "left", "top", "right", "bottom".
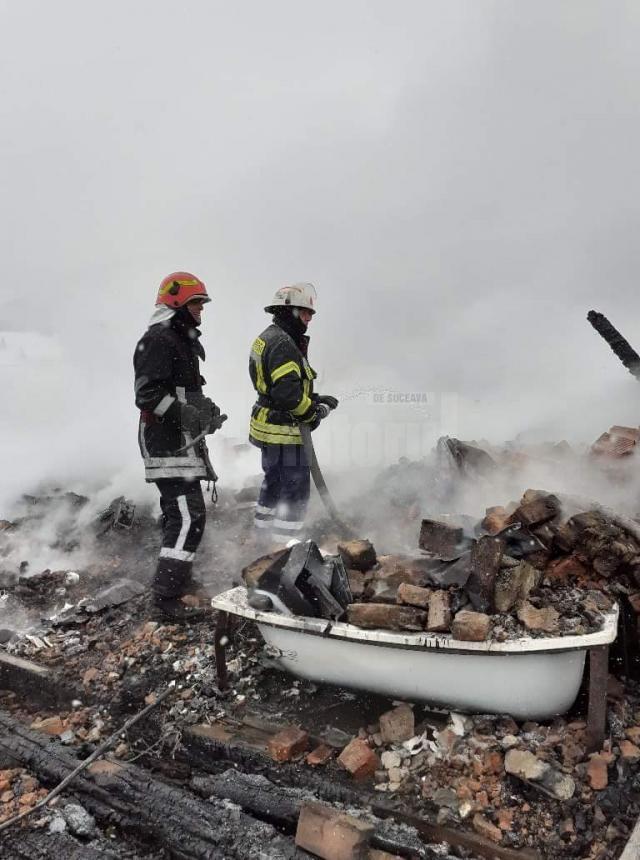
[{"left": 255, "top": 443, "right": 310, "bottom": 540}]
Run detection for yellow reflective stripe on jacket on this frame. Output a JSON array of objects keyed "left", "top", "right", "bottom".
[
  {"left": 255, "top": 360, "right": 267, "bottom": 394},
  {"left": 250, "top": 339, "right": 268, "bottom": 395},
  {"left": 250, "top": 414, "right": 302, "bottom": 446},
  {"left": 291, "top": 393, "right": 313, "bottom": 417},
  {"left": 270, "top": 360, "right": 301, "bottom": 383}
]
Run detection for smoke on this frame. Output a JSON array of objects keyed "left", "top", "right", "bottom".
[{"left": 2, "top": 1, "right": 640, "bottom": 539}]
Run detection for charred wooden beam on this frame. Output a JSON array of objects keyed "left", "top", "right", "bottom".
[
  {"left": 0, "top": 711, "right": 301, "bottom": 859},
  {"left": 0, "top": 652, "right": 76, "bottom": 709},
  {"left": 0, "top": 829, "right": 148, "bottom": 859}
]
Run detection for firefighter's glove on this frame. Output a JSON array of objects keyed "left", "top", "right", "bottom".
[
  {"left": 180, "top": 403, "right": 201, "bottom": 437},
  {"left": 315, "top": 403, "right": 332, "bottom": 421},
  {"left": 208, "top": 411, "right": 228, "bottom": 433},
  {"left": 198, "top": 397, "right": 228, "bottom": 434},
  {"left": 316, "top": 394, "right": 339, "bottom": 411}
]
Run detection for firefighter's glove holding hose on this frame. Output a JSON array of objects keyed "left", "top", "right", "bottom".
[
  {"left": 316, "top": 394, "right": 339, "bottom": 411},
  {"left": 180, "top": 403, "right": 201, "bottom": 436},
  {"left": 184, "top": 394, "right": 228, "bottom": 435},
  {"left": 198, "top": 397, "right": 228, "bottom": 434}
]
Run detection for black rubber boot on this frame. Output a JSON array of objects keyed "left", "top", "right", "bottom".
[
  {"left": 151, "top": 593, "right": 211, "bottom": 623},
  {"left": 151, "top": 557, "right": 211, "bottom": 621}
]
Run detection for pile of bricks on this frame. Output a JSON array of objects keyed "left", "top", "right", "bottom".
[{"left": 337, "top": 488, "right": 634, "bottom": 641}]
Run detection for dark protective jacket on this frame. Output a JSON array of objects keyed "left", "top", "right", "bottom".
[
  {"left": 134, "top": 310, "right": 209, "bottom": 481},
  {"left": 248, "top": 319, "right": 318, "bottom": 446}
]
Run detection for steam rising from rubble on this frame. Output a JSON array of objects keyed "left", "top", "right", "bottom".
[{"left": 2, "top": 3, "right": 640, "bottom": 555}]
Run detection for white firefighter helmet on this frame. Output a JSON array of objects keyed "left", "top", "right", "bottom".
[{"left": 265, "top": 282, "right": 317, "bottom": 314}]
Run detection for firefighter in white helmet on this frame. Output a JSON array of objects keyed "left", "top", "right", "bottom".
[{"left": 248, "top": 283, "right": 338, "bottom": 542}]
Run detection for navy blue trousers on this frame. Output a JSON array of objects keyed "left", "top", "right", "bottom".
[{"left": 255, "top": 444, "right": 310, "bottom": 541}]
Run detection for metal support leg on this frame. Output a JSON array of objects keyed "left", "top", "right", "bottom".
[
  {"left": 214, "top": 611, "right": 230, "bottom": 691},
  {"left": 587, "top": 644, "right": 609, "bottom": 753}
]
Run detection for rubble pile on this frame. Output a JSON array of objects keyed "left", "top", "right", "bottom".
[{"left": 320, "top": 489, "right": 638, "bottom": 641}]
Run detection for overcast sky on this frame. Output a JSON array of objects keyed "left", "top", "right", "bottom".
[{"left": 1, "top": 1, "right": 640, "bottom": 505}]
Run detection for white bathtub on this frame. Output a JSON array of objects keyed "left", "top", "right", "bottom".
[{"left": 211, "top": 587, "right": 618, "bottom": 720}]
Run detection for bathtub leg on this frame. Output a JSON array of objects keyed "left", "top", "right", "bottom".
[
  {"left": 215, "top": 611, "right": 230, "bottom": 691},
  {"left": 587, "top": 644, "right": 609, "bottom": 753}
]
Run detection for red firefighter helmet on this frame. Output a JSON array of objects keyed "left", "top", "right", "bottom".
[{"left": 156, "top": 272, "right": 211, "bottom": 308}]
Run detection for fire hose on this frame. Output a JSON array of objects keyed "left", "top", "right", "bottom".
[
  {"left": 299, "top": 424, "right": 356, "bottom": 539},
  {"left": 175, "top": 414, "right": 228, "bottom": 502}
]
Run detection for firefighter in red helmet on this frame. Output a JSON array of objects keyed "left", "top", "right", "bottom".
[{"left": 134, "top": 272, "right": 226, "bottom": 619}]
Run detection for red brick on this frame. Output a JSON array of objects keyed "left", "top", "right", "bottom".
[
  {"left": 338, "top": 540, "right": 377, "bottom": 572},
  {"left": 497, "top": 808, "right": 514, "bottom": 831},
  {"left": 619, "top": 740, "right": 640, "bottom": 761},
  {"left": 427, "top": 590, "right": 452, "bottom": 632},
  {"left": 472, "top": 813, "right": 502, "bottom": 843},
  {"left": 396, "top": 583, "right": 431, "bottom": 608},
  {"left": 268, "top": 726, "right": 309, "bottom": 762},
  {"left": 419, "top": 519, "right": 464, "bottom": 559},
  {"left": 587, "top": 754, "right": 609, "bottom": 790},
  {"left": 295, "top": 801, "right": 374, "bottom": 860},
  {"left": 451, "top": 610, "right": 491, "bottom": 641},
  {"left": 338, "top": 738, "right": 380, "bottom": 782},
  {"left": 481, "top": 507, "right": 510, "bottom": 535},
  {"left": 517, "top": 602, "right": 559, "bottom": 633},
  {"left": 307, "top": 744, "right": 334, "bottom": 767},
  {"left": 546, "top": 556, "right": 588, "bottom": 582},
  {"left": 30, "top": 716, "right": 65, "bottom": 736},
  {"left": 510, "top": 495, "right": 560, "bottom": 528},
  {"left": 348, "top": 603, "right": 426, "bottom": 632},
  {"left": 482, "top": 750, "right": 504, "bottom": 775}
]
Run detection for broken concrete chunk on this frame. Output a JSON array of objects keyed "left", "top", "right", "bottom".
[
  {"left": 426, "top": 590, "right": 452, "bottom": 632},
  {"left": 504, "top": 749, "right": 549, "bottom": 781},
  {"left": 539, "top": 768, "right": 576, "bottom": 800},
  {"left": 337, "top": 738, "right": 380, "bottom": 781},
  {"left": 504, "top": 747, "right": 575, "bottom": 798},
  {"left": 61, "top": 803, "right": 96, "bottom": 838},
  {"left": 295, "top": 802, "right": 374, "bottom": 860},
  {"left": 466, "top": 535, "right": 503, "bottom": 613},
  {"left": 348, "top": 603, "right": 426, "bottom": 632},
  {"left": 517, "top": 601, "right": 560, "bottom": 633},
  {"left": 379, "top": 705, "right": 415, "bottom": 744},
  {"left": 419, "top": 519, "right": 465, "bottom": 560},
  {"left": 82, "top": 578, "right": 145, "bottom": 613},
  {"left": 494, "top": 561, "right": 539, "bottom": 613},
  {"left": 267, "top": 726, "right": 309, "bottom": 762},
  {"left": 396, "top": 582, "right": 431, "bottom": 608},
  {"left": 337, "top": 540, "right": 377, "bottom": 572},
  {"left": 451, "top": 609, "right": 491, "bottom": 641},
  {"left": 380, "top": 750, "right": 402, "bottom": 770}
]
